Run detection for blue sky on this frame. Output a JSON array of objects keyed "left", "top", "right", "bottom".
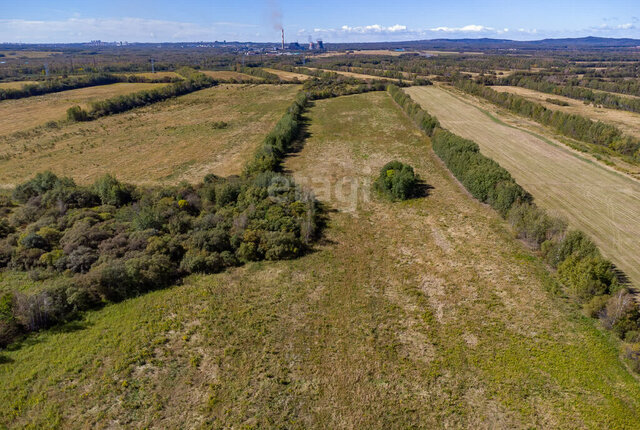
[{"left": 1, "top": 0, "right": 639, "bottom": 43}]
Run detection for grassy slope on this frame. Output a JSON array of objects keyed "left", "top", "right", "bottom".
[
  {"left": 492, "top": 85, "right": 640, "bottom": 140},
  {"left": 2, "top": 92, "right": 640, "bottom": 428},
  {"left": 0, "top": 84, "right": 299, "bottom": 186},
  {"left": 0, "top": 83, "right": 168, "bottom": 135},
  {"left": 407, "top": 85, "right": 640, "bottom": 290}
]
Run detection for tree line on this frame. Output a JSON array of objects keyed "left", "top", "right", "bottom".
[
  {"left": 388, "top": 85, "right": 640, "bottom": 372},
  {"left": 0, "top": 89, "right": 321, "bottom": 347},
  {"left": 67, "top": 71, "right": 217, "bottom": 122},
  {"left": 453, "top": 78, "right": 640, "bottom": 161},
  {"left": 0, "top": 73, "right": 180, "bottom": 101},
  {"left": 493, "top": 73, "right": 640, "bottom": 114}
]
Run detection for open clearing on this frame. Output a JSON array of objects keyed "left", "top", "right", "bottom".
[
  {"left": 305, "top": 67, "right": 402, "bottom": 82},
  {"left": 493, "top": 85, "right": 640, "bottom": 139},
  {"left": 262, "top": 68, "right": 311, "bottom": 81},
  {"left": 0, "top": 80, "right": 39, "bottom": 89},
  {"left": 0, "top": 84, "right": 299, "bottom": 186},
  {"left": 0, "top": 82, "right": 167, "bottom": 135},
  {"left": 201, "top": 70, "right": 262, "bottom": 81},
  {"left": 116, "top": 71, "right": 183, "bottom": 80},
  {"left": 3, "top": 91, "right": 640, "bottom": 428},
  {"left": 407, "top": 85, "right": 640, "bottom": 288}
]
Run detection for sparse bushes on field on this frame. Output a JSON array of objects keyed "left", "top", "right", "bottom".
[{"left": 374, "top": 161, "right": 419, "bottom": 201}]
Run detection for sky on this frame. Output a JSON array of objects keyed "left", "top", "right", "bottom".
[{"left": 0, "top": 0, "right": 639, "bottom": 43}]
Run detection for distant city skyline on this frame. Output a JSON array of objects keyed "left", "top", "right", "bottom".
[{"left": 1, "top": 0, "right": 638, "bottom": 43}]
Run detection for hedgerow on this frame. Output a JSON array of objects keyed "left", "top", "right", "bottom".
[
  {"left": 67, "top": 70, "right": 217, "bottom": 121},
  {"left": 392, "top": 85, "right": 640, "bottom": 370}
]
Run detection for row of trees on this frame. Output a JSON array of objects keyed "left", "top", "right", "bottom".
[
  {"left": 0, "top": 90, "right": 320, "bottom": 347},
  {"left": 0, "top": 73, "right": 180, "bottom": 101},
  {"left": 494, "top": 74, "right": 640, "bottom": 114},
  {"left": 391, "top": 86, "right": 640, "bottom": 371},
  {"left": 388, "top": 84, "right": 439, "bottom": 137},
  {"left": 453, "top": 78, "right": 640, "bottom": 161},
  {"left": 67, "top": 72, "right": 217, "bottom": 121}
]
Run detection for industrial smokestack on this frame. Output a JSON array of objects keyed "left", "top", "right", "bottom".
[{"left": 281, "top": 28, "right": 285, "bottom": 50}]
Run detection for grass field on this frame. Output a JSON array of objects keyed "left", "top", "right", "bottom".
[
  {"left": 407, "top": 85, "right": 640, "bottom": 288},
  {"left": 116, "top": 71, "right": 183, "bottom": 80},
  {"left": 0, "top": 82, "right": 168, "bottom": 135},
  {"left": 0, "top": 84, "right": 300, "bottom": 186},
  {"left": 262, "top": 68, "right": 311, "bottom": 81},
  {"left": 2, "top": 91, "right": 640, "bottom": 428},
  {"left": 201, "top": 70, "right": 262, "bottom": 81},
  {"left": 305, "top": 67, "right": 402, "bottom": 82},
  {"left": 0, "top": 80, "right": 38, "bottom": 89},
  {"left": 493, "top": 85, "right": 640, "bottom": 139}
]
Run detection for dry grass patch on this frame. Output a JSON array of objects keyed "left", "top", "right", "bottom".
[
  {"left": 2, "top": 91, "right": 640, "bottom": 428},
  {"left": 201, "top": 70, "right": 262, "bottom": 81},
  {"left": 0, "top": 81, "right": 39, "bottom": 89},
  {"left": 262, "top": 68, "right": 311, "bottom": 81},
  {"left": 407, "top": 85, "right": 640, "bottom": 288},
  {"left": 0, "top": 84, "right": 299, "bottom": 186},
  {"left": 0, "top": 82, "right": 168, "bottom": 135}
]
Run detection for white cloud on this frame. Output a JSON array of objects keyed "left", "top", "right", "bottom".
[
  {"left": 313, "top": 24, "right": 408, "bottom": 35},
  {"left": 0, "top": 17, "right": 255, "bottom": 43},
  {"left": 430, "top": 24, "right": 494, "bottom": 33}
]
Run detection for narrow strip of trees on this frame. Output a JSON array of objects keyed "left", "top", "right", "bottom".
[
  {"left": 391, "top": 86, "right": 640, "bottom": 371},
  {"left": 67, "top": 72, "right": 217, "bottom": 122},
  {"left": 453, "top": 78, "right": 640, "bottom": 161}
]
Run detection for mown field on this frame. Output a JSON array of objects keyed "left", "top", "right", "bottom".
[
  {"left": 407, "top": 85, "right": 640, "bottom": 288},
  {"left": 0, "top": 81, "right": 39, "bottom": 89},
  {"left": 305, "top": 67, "right": 402, "bottom": 82},
  {"left": 262, "top": 68, "right": 311, "bottom": 81},
  {"left": 0, "top": 84, "right": 300, "bottom": 186},
  {"left": 200, "top": 70, "right": 261, "bottom": 81},
  {"left": 2, "top": 90, "right": 640, "bottom": 428},
  {"left": 493, "top": 85, "right": 640, "bottom": 139},
  {"left": 0, "top": 82, "right": 168, "bottom": 135}
]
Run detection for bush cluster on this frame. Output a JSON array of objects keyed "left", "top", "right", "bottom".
[
  {"left": 388, "top": 84, "right": 439, "bottom": 136},
  {"left": 302, "top": 76, "right": 391, "bottom": 100},
  {"left": 0, "top": 170, "right": 318, "bottom": 347},
  {"left": 374, "top": 161, "right": 418, "bottom": 201},
  {"left": 453, "top": 78, "right": 640, "bottom": 161}
]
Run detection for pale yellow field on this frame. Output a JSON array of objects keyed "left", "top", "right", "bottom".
[
  {"left": 201, "top": 70, "right": 262, "bottom": 81},
  {"left": 407, "top": 85, "right": 640, "bottom": 288},
  {"left": 0, "top": 80, "right": 39, "bottom": 89},
  {"left": 0, "top": 84, "right": 300, "bottom": 186},
  {"left": 493, "top": 85, "right": 640, "bottom": 139},
  {"left": 262, "top": 67, "right": 311, "bottom": 81},
  {"left": 117, "top": 71, "right": 182, "bottom": 79},
  {"left": 305, "top": 67, "right": 401, "bottom": 82},
  {"left": 0, "top": 82, "right": 167, "bottom": 135}
]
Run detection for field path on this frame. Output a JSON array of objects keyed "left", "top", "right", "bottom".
[{"left": 407, "top": 85, "right": 640, "bottom": 288}]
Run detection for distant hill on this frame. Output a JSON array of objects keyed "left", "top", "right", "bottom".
[{"left": 328, "top": 36, "right": 640, "bottom": 51}]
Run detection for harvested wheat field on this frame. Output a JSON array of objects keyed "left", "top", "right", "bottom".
[
  {"left": 407, "top": 85, "right": 640, "bottom": 288},
  {"left": 0, "top": 84, "right": 300, "bottom": 186},
  {"left": 3, "top": 90, "right": 640, "bottom": 428},
  {"left": 0, "top": 82, "right": 168, "bottom": 135},
  {"left": 492, "top": 85, "right": 640, "bottom": 139}
]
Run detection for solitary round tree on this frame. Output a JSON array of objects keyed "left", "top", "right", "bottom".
[{"left": 374, "top": 160, "right": 418, "bottom": 201}]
